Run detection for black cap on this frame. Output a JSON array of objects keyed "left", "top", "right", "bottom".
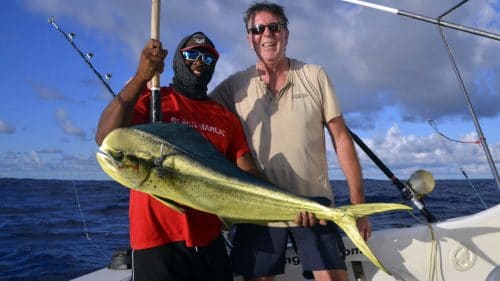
[{"left": 181, "top": 32, "right": 219, "bottom": 58}]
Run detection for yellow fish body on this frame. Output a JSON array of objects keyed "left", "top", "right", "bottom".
[{"left": 96, "top": 123, "right": 411, "bottom": 274}]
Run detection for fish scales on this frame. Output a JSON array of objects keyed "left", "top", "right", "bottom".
[{"left": 145, "top": 156, "right": 332, "bottom": 221}]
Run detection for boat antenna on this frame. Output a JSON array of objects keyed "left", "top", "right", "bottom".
[
  {"left": 149, "top": 0, "right": 163, "bottom": 123},
  {"left": 340, "top": 0, "right": 500, "bottom": 42},
  {"left": 348, "top": 128, "right": 437, "bottom": 223},
  {"left": 48, "top": 16, "right": 116, "bottom": 97},
  {"left": 342, "top": 0, "right": 500, "bottom": 190}
]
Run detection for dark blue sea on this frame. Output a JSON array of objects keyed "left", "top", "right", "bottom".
[{"left": 0, "top": 178, "right": 498, "bottom": 281}]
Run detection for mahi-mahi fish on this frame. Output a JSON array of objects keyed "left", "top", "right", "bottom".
[{"left": 96, "top": 123, "right": 411, "bottom": 274}]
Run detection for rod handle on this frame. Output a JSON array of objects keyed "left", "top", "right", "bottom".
[{"left": 150, "top": 0, "right": 162, "bottom": 123}]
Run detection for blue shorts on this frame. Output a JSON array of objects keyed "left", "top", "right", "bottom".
[{"left": 230, "top": 222, "right": 347, "bottom": 278}]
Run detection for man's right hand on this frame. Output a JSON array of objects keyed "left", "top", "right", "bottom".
[{"left": 136, "top": 39, "right": 167, "bottom": 83}]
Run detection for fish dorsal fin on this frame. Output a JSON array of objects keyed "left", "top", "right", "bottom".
[
  {"left": 132, "top": 123, "right": 214, "bottom": 155},
  {"left": 132, "top": 123, "right": 228, "bottom": 163},
  {"left": 131, "top": 123, "right": 263, "bottom": 183}
]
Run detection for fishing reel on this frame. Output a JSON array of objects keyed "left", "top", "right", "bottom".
[{"left": 404, "top": 170, "right": 435, "bottom": 201}]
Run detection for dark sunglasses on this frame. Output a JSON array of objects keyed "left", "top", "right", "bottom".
[
  {"left": 247, "top": 22, "right": 285, "bottom": 35},
  {"left": 182, "top": 50, "right": 216, "bottom": 65}
]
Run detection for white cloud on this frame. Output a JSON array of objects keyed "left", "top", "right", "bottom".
[
  {"left": 29, "top": 150, "right": 42, "bottom": 165},
  {"left": 0, "top": 149, "right": 104, "bottom": 180},
  {"left": 327, "top": 123, "right": 499, "bottom": 180},
  {"left": 30, "top": 81, "right": 66, "bottom": 100},
  {"left": 55, "top": 108, "right": 87, "bottom": 140},
  {"left": 0, "top": 120, "right": 15, "bottom": 134}
]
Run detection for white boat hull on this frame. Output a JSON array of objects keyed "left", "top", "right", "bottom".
[
  {"left": 343, "top": 203, "right": 500, "bottom": 281},
  {"left": 73, "top": 204, "right": 500, "bottom": 281}
]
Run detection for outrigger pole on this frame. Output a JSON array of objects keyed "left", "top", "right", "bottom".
[
  {"left": 342, "top": 0, "right": 500, "bottom": 190},
  {"left": 150, "top": 0, "right": 162, "bottom": 123},
  {"left": 435, "top": 2, "right": 500, "bottom": 191},
  {"left": 348, "top": 129, "right": 437, "bottom": 223},
  {"left": 340, "top": 0, "right": 500, "bottom": 42}
]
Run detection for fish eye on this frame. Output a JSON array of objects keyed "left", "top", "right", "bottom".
[
  {"left": 109, "top": 150, "right": 124, "bottom": 161},
  {"left": 125, "top": 154, "right": 139, "bottom": 163}
]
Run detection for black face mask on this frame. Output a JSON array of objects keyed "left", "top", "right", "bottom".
[{"left": 171, "top": 33, "right": 217, "bottom": 100}]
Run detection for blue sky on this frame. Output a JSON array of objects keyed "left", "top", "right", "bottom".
[{"left": 0, "top": 0, "right": 498, "bottom": 181}]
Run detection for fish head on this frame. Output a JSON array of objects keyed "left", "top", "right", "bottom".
[{"left": 96, "top": 127, "right": 168, "bottom": 189}]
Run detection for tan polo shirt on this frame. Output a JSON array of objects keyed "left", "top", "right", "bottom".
[{"left": 211, "top": 59, "right": 341, "bottom": 202}]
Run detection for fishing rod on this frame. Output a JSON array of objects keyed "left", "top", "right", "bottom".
[
  {"left": 341, "top": 0, "right": 500, "bottom": 42},
  {"left": 48, "top": 17, "right": 116, "bottom": 97},
  {"left": 150, "top": 0, "right": 163, "bottom": 123},
  {"left": 348, "top": 128, "right": 438, "bottom": 223}
]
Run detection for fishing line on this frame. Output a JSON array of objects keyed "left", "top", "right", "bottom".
[
  {"left": 427, "top": 121, "right": 488, "bottom": 209},
  {"left": 435, "top": 13, "right": 500, "bottom": 189},
  {"left": 48, "top": 17, "right": 115, "bottom": 262},
  {"left": 427, "top": 223, "right": 438, "bottom": 281},
  {"left": 416, "top": 2, "right": 493, "bottom": 206},
  {"left": 406, "top": 210, "right": 440, "bottom": 281},
  {"left": 73, "top": 180, "right": 110, "bottom": 259},
  {"left": 428, "top": 120, "right": 483, "bottom": 144},
  {"left": 459, "top": 168, "right": 488, "bottom": 209},
  {"left": 48, "top": 17, "right": 116, "bottom": 97},
  {"left": 418, "top": 48, "right": 489, "bottom": 208}
]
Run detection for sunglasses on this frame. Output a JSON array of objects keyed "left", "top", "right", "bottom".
[
  {"left": 182, "top": 50, "right": 216, "bottom": 65},
  {"left": 247, "top": 22, "right": 285, "bottom": 35}
]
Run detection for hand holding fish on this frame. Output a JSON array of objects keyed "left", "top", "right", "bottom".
[
  {"left": 295, "top": 211, "right": 327, "bottom": 227},
  {"left": 356, "top": 216, "right": 372, "bottom": 241}
]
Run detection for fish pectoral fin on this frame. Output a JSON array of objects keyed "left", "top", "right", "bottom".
[{"left": 151, "top": 195, "right": 186, "bottom": 213}]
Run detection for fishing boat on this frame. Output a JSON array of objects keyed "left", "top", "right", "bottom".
[
  {"left": 72, "top": 202, "right": 500, "bottom": 281},
  {"left": 65, "top": 1, "right": 499, "bottom": 280}
]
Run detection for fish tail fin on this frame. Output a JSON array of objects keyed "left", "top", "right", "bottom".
[{"left": 327, "top": 203, "right": 412, "bottom": 275}]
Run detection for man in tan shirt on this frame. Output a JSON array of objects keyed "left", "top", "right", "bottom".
[{"left": 211, "top": 2, "right": 371, "bottom": 281}]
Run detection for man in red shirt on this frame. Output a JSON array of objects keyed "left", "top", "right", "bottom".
[{"left": 96, "top": 32, "right": 258, "bottom": 281}]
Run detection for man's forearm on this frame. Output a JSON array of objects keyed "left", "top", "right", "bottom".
[
  {"left": 95, "top": 76, "right": 147, "bottom": 145},
  {"left": 327, "top": 116, "right": 365, "bottom": 204},
  {"left": 338, "top": 136, "right": 365, "bottom": 204}
]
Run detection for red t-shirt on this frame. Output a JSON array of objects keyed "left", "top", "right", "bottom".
[{"left": 129, "top": 87, "right": 250, "bottom": 249}]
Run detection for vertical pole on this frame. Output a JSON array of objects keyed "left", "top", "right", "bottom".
[
  {"left": 150, "top": 0, "right": 162, "bottom": 123},
  {"left": 437, "top": 26, "right": 500, "bottom": 190}
]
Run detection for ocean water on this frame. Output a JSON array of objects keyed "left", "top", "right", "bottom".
[{"left": 0, "top": 178, "right": 498, "bottom": 281}]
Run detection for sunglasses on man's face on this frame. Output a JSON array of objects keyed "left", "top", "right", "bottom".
[
  {"left": 247, "top": 22, "right": 285, "bottom": 35},
  {"left": 182, "top": 50, "right": 216, "bottom": 65}
]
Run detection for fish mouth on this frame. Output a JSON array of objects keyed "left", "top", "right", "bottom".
[
  {"left": 96, "top": 148, "right": 151, "bottom": 189},
  {"left": 96, "top": 149, "right": 120, "bottom": 167}
]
